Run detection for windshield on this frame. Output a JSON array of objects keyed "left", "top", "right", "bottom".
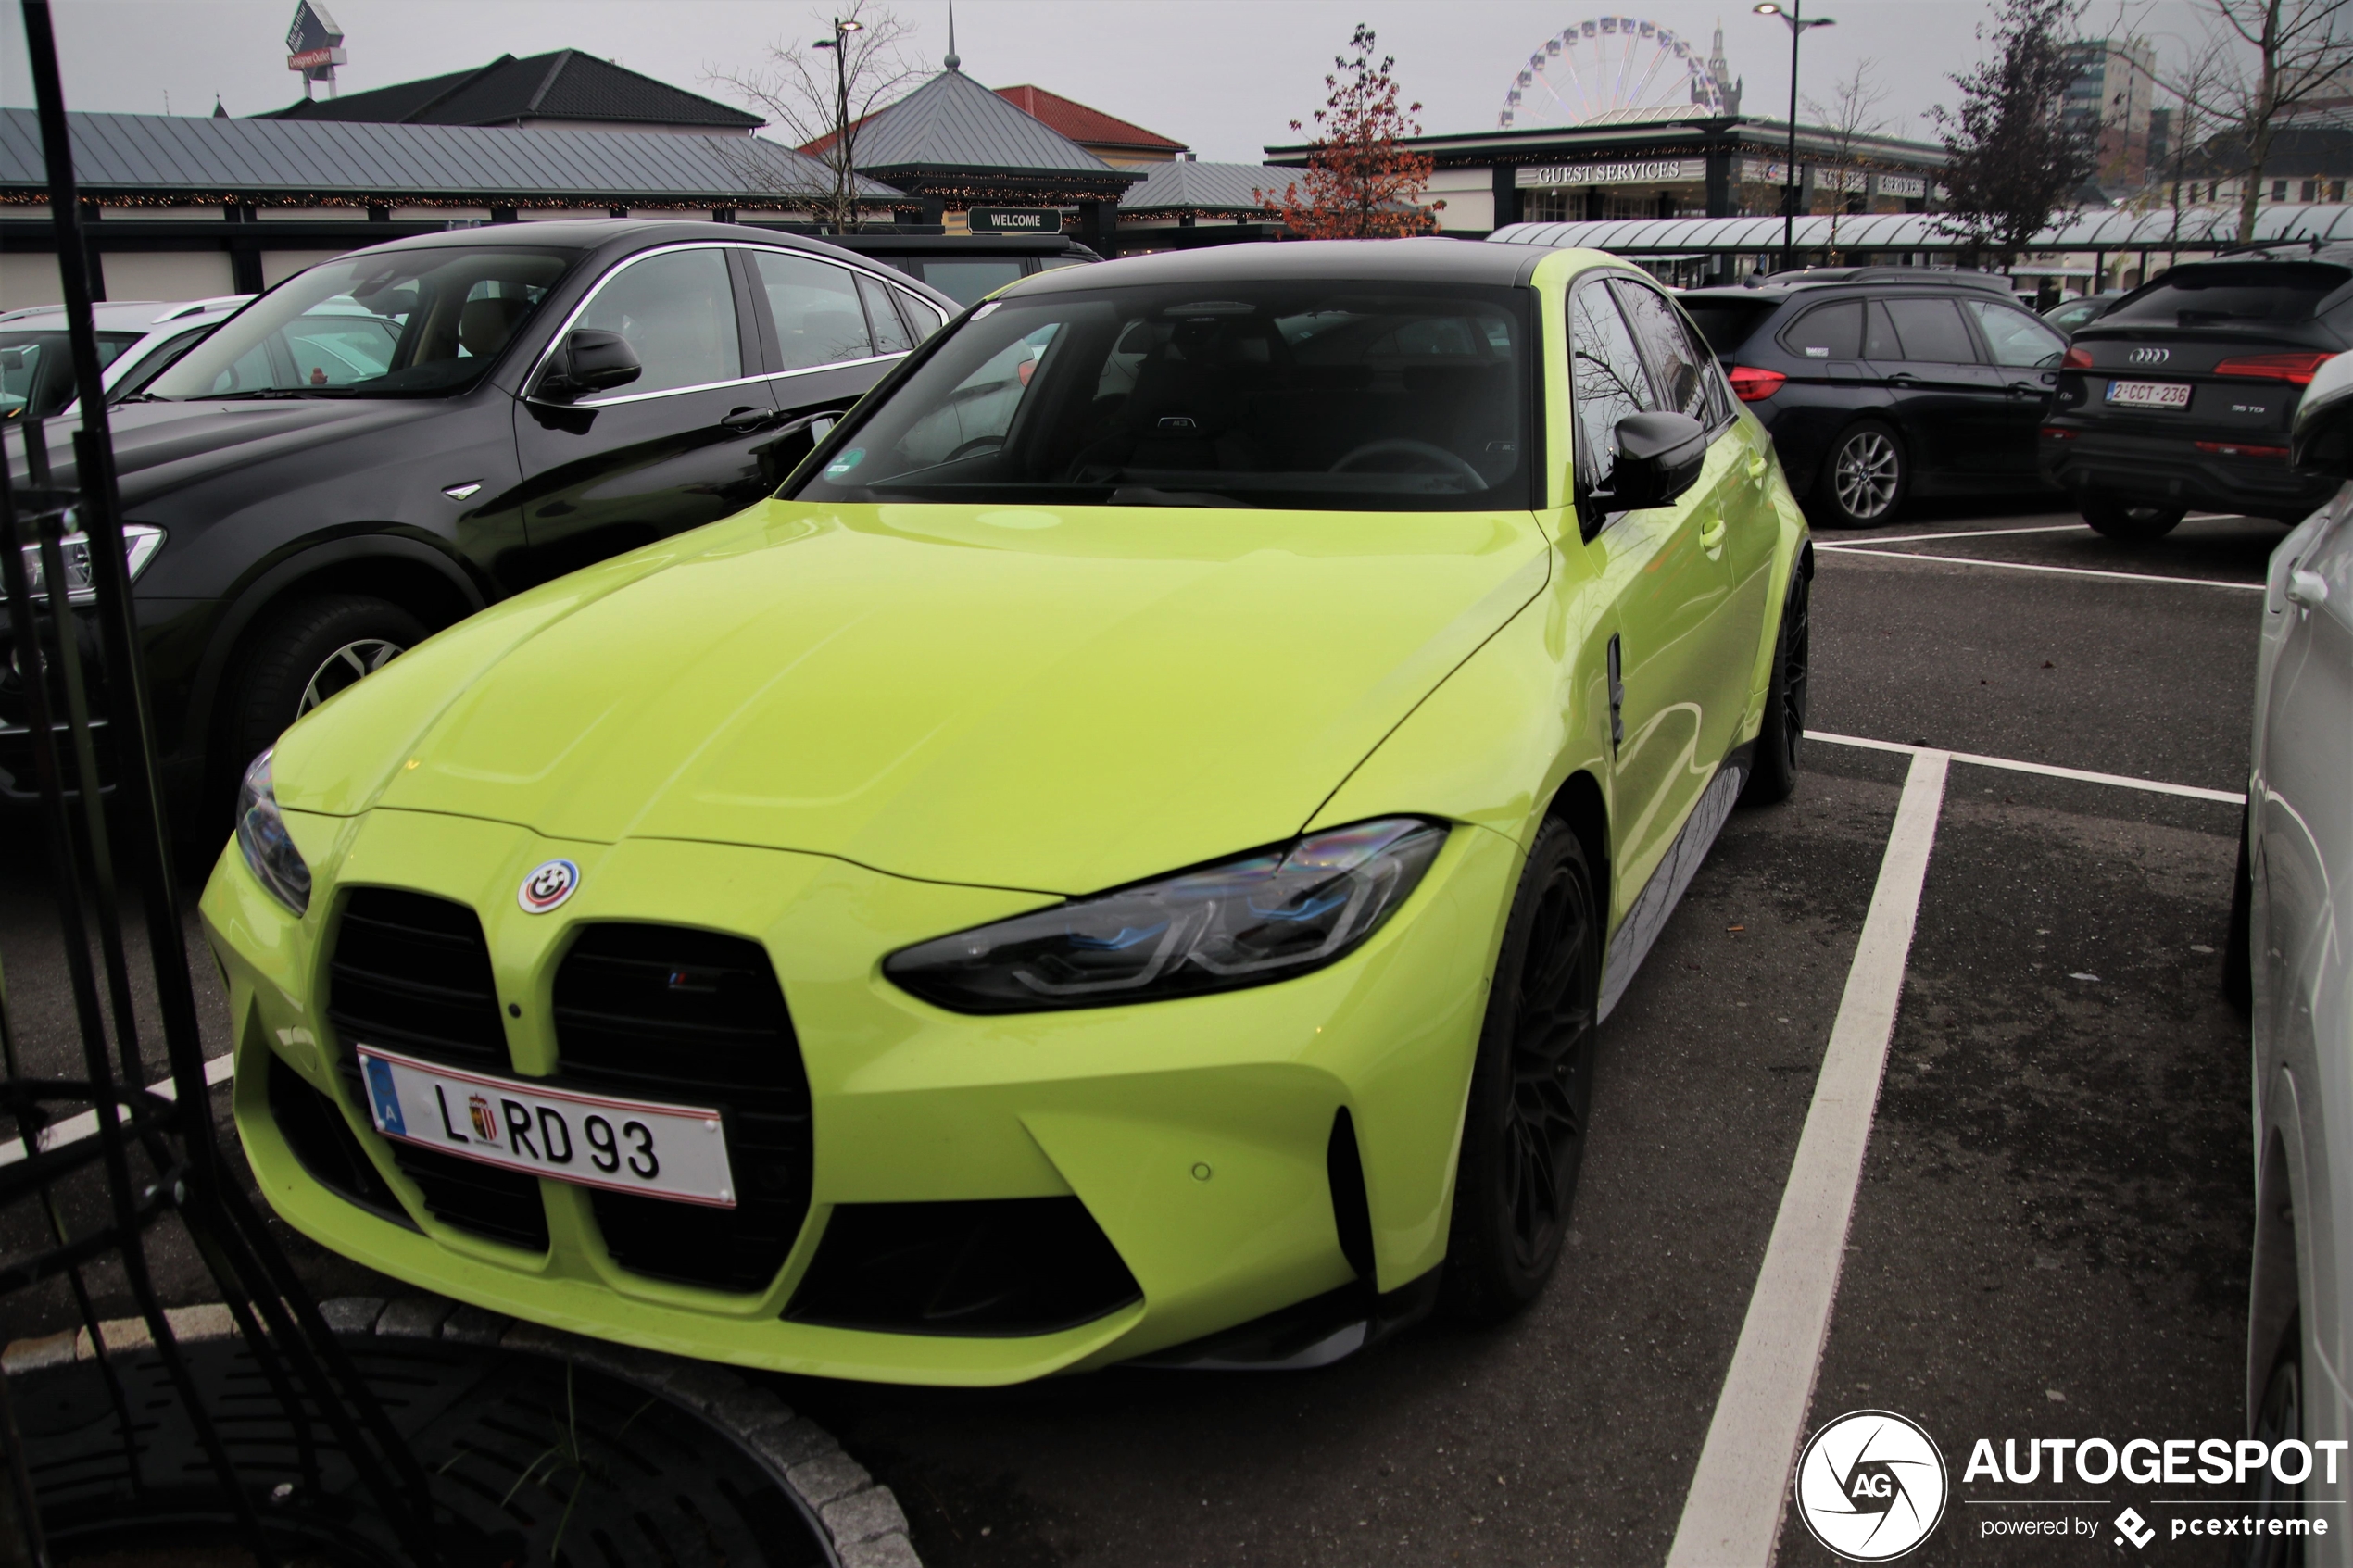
[
  {"left": 791, "top": 280, "right": 1533, "bottom": 511},
  {"left": 1, "top": 332, "right": 141, "bottom": 420},
  {"left": 148, "top": 246, "right": 575, "bottom": 399},
  {"left": 2101, "top": 262, "right": 2349, "bottom": 330}
]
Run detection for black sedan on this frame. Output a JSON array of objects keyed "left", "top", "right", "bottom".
[
  {"left": 2, "top": 219, "right": 957, "bottom": 822},
  {"left": 1683, "top": 267, "right": 2069, "bottom": 528},
  {"left": 2039, "top": 247, "right": 2353, "bottom": 538}
]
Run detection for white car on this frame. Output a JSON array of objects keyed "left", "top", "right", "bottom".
[
  {"left": 0, "top": 295, "right": 252, "bottom": 422},
  {"left": 2238, "top": 346, "right": 2353, "bottom": 1559}
]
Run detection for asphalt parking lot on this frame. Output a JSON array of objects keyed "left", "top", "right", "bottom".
[{"left": 0, "top": 503, "right": 2283, "bottom": 1566}]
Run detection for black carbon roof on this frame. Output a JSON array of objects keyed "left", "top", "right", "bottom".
[{"left": 1007, "top": 236, "right": 1556, "bottom": 292}]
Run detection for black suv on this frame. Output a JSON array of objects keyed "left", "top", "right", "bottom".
[
  {"left": 1682, "top": 267, "right": 2069, "bottom": 527},
  {"left": 2039, "top": 245, "right": 2353, "bottom": 538},
  {"left": 3, "top": 219, "right": 955, "bottom": 818}
]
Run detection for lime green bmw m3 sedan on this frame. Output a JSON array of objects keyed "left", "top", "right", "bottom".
[{"left": 201, "top": 238, "right": 1810, "bottom": 1385}]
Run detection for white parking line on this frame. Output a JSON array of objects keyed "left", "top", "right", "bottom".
[
  {"left": 0, "top": 1053, "right": 234, "bottom": 1168},
  {"left": 1812, "top": 732, "right": 2245, "bottom": 805},
  {"left": 1830, "top": 523, "right": 2088, "bottom": 546},
  {"left": 1815, "top": 545, "right": 2265, "bottom": 592},
  {"left": 1668, "top": 748, "right": 1951, "bottom": 1567}
]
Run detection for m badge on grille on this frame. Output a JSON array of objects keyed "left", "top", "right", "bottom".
[{"left": 518, "top": 859, "right": 580, "bottom": 913}]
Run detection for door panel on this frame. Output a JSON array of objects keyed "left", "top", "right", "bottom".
[
  {"left": 512, "top": 246, "right": 780, "bottom": 584},
  {"left": 1568, "top": 279, "right": 1726, "bottom": 914},
  {"left": 1870, "top": 295, "right": 2005, "bottom": 483},
  {"left": 1963, "top": 298, "right": 2066, "bottom": 483}
]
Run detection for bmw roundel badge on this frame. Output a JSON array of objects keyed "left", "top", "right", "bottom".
[{"left": 518, "top": 859, "right": 580, "bottom": 914}]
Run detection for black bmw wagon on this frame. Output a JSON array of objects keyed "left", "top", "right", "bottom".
[
  {"left": 1682, "top": 266, "right": 2069, "bottom": 528},
  {"left": 4, "top": 219, "right": 956, "bottom": 822}
]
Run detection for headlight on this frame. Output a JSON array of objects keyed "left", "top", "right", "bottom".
[
  {"left": 884, "top": 818, "right": 1448, "bottom": 1013},
  {"left": 19, "top": 516, "right": 166, "bottom": 604},
  {"left": 234, "top": 749, "right": 311, "bottom": 917}
]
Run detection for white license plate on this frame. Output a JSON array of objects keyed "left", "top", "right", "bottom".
[
  {"left": 2106, "top": 379, "right": 2193, "bottom": 408},
  {"left": 356, "top": 1045, "right": 737, "bottom": 1208}
]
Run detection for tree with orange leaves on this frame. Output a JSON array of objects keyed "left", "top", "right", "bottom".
[{"left": 1257, "top": 25, "right": 1444, "bottom": 239}]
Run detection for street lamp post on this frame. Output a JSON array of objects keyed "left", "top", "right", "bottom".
[
  {"left": 813, "top": 17, "right": 865, "bottom": 232},
  {"left": 1754, "top": 1, "right": 1834, "bottom": 275}
]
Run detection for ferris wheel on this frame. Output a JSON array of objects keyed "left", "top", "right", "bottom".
[{"left": 1499, "top": 16, "right": 1738, "bottom": 129}]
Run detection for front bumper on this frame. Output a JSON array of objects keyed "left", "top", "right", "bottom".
[
  {"left": 202, "top": 805, "right": 1519, "bottom": 1385},
  {"left": 2039, "top": 428, "right": 2338, "bottom": 521}
]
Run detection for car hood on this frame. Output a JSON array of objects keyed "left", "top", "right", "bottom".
[
  {"left": 274, "top": 499, "right": 1551, "bottom": 895},
  {"left": 17, "top": 396, "right": 453, "bottom": 504}
]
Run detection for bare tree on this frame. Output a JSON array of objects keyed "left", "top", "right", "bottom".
[
  {"left": 707, "top": 2, "right": 924, "bottom": 231},
  {"left": 1804, "top": 58, "right": 1894, "bottom": 251},
  {"left": 2148, "top": 44, "right": 2235, "bottom": 272},
  {"left": 2196, "top": 0, "right": 2352, "bottom": 241}
]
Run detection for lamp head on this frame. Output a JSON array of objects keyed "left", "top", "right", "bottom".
[
  {"left": 1753, "top": 4, "right": 1782, "bottom": 13},
  {"left": 814, "top": 37, "right": 836, "bottom": 48},
  {"left": 839, "top": 18, "right": 864, "bottom": 32}
]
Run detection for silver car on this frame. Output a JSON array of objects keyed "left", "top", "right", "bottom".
[
  {"left": 0, "top": 295, "right": 252, "bottom": 422},
  {"left": 2239, "top": 346, "right": 2353, "bottom": 1561}
]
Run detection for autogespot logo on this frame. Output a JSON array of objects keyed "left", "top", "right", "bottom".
[{"left": 1794, "top": 1411, "right": 1951, "bottom": 1562}]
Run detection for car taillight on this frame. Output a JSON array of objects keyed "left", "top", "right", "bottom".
[
  {"left": 2195, "top": 439, "right": 2289, "bottom": 458},
  {"left": 1726, "top": 365, "right": 1785, "bottom": 402},
  {"left": 2062, "top": 345, "right": 2094, "bottom": 370},
  {"left": 2213, "top": 352, "right": 2334, "bottom": 385},
  {"left": 2041, "top": 426, "right": 2077, "bottom": 440}
]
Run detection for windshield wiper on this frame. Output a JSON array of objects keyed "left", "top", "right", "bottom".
[
  {"left": 1105, "top": 485, "right": 1257, "bottom": 508},
  {"left": 204, "top": 388, "right": 360, "bottom": 401}
]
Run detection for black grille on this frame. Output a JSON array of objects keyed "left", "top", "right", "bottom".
[
  {"left": 553, "top": 924, "right": 812, "bottom": 1294},
  {"left": 326, "top": 887, "right": 547, "bottom": 1252},
  {"left": 786, "top": 1198, "right": 1141, "bottom": 1336},
  {"left": 264, "top": 1048, "right": 413, "bottom": 1230}
]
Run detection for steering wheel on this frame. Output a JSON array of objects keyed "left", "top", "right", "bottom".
[
  {"left": 1328, "top": 439, "right": 1486, "bottom": 487},
  {"left": 946, "top": 435, "right": 1005, "bottom": 461}
]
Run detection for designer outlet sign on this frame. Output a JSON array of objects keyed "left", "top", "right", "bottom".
[{"left": 1794, "top": 1410, "right": 2340, "bottom": 1561}]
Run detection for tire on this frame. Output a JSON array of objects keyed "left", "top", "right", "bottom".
[
  {"left": 2232, "top": 1319, "right": 2305, "bottom": 1568},
  {"left": 1811, "top": 420, "right": 1906, "bottom": 528},
  {"left": 1741, "top": 552, "right": 1811, "bottom": 807},
  {"left": 1441, "top": 817, "right": 1603, "bottom": 1324},
  {"left": 224, "top": 594, "right": 425, "bottom": 784},
  {"left": 2081, "top": 495, "right": 2184, "bottom": 540},
  {"left": 2225, "top": 801, "right": 2254, "bottom": 1015}
]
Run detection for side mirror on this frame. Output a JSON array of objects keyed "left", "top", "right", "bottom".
[
  {"left": 2291, "top": 351, "right": 2353, "bottom": 478},
  {"left": 535, "top": 328, "right": 641, "bottom": 402},
  {"left": 1607, "top": 410, "right": 1709, "bottom": 511}
]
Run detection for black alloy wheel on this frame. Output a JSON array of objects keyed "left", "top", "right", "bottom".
[
  {"left": 2233, "top": 1320, "right": 2306, "bottom": 1568},
  {"left": 1742, "top": 555, "right": 1811, "bottom": 806},
  {"left": 1814, "top": 420, "right": 1907, "bottom": 528},
  {"left": 224, "top": 593, "right": 425, "bottom": 800},
  {"left": 1442, "top": 817, "right": 1601, "bottom": 1323},
  {"left": 2082, "top": 495, "right": 2186, "bottom": 541}
]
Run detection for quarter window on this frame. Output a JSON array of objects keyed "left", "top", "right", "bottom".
[
  {"left": 1569, "top": 282, "right": 1655, "bottom": 497},
  {"left": 576, "top": 248, "right": 741, "bottom": 396},
  {"left": 750, "top": 250, "right": 875, "bottom": 372},
  {"left": 1783, "top": 300, "right": 1863, "bottom": 359},
  {"left": 857, "top": 273, "right": 915, "bottom": 355},
  {"left": 1879, "top": 297, "right": 1980, "bottom": 364}
]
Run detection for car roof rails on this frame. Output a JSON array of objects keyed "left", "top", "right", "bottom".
[
  {"left": 2204, "top": 237, "right": 2353, "bottom": 265},
  {"left": 1757, "top": 264, "right": 2015, "bottom": 293}
]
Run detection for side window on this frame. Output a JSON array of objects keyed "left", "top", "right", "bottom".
[
  {"left": 894, "top": 288, "right": 948, "bottom": 342},
  {"left": 1964, "top": 299, "right": 2067, "bottom": 368},
  {"left": 1569, "top": 282, "right": 1655, "bottom": 497},
  {"left": 856, "top": 273, "right": 915, "bottom": 355},
  {"left": 1613, "top": 280, "right": 1713, "bottom": 422},
  {"left": 1880, "top": 297, "right": 1980, "bottom": 364},
  {"left": 1864, "top": 300, "right": 1903, "bottom": 359},
  {"left": 1784, "top": 300, "right": 1863, "bottom": 359},
  {"left": 576, "top": 247, "right": 741, "bottom": 395},
  {"left": 749, "top": 250, "right": 874, "bottom": 373}
]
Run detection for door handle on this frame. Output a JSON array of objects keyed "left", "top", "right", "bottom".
[
  {"left": 2286, "top": 568, "right": 2330, "bottom": 608},
  {"left": 1888, "top": 373, "right": 1919, "bottom": 385},
  {"left": 720, "top": 406, "right": 773, "bottom": 432}
]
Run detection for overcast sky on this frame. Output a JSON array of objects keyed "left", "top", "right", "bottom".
[{"left": 5, "top": 0, "right": 2232, "bottom": 162}]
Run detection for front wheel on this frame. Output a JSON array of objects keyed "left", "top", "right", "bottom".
[
  {"left": 1812, "top": 420, "right": 1906, "bottom": 528},
  {"left": 1441, "top": 817, "right": 1602, "bottom": 1324},
  {"left": 2082, "top": 496, "right": 2184, "bottom": 540},
  {"left": 2232, "top": 1321, "right": 2305, "bottom": 1568},
  {"left": 224, "top": 594, "right": 425, "bottom": 786}
]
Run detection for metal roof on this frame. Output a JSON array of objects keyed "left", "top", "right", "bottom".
[
  {"left": 850, "top": 68, "right": 1126, "bottom": 180},
  {"left": 0, "top": 108, "right": 899, "bottom": 207},
  {"left": 256, "top": 50, "right": 764, "bottom": 131},
  {"left": 1489, "top": 204, "right": 2353, "bottom": 254},
  {"left": 1121, "top": 160, "right": 1286, "bottom": 217}
]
